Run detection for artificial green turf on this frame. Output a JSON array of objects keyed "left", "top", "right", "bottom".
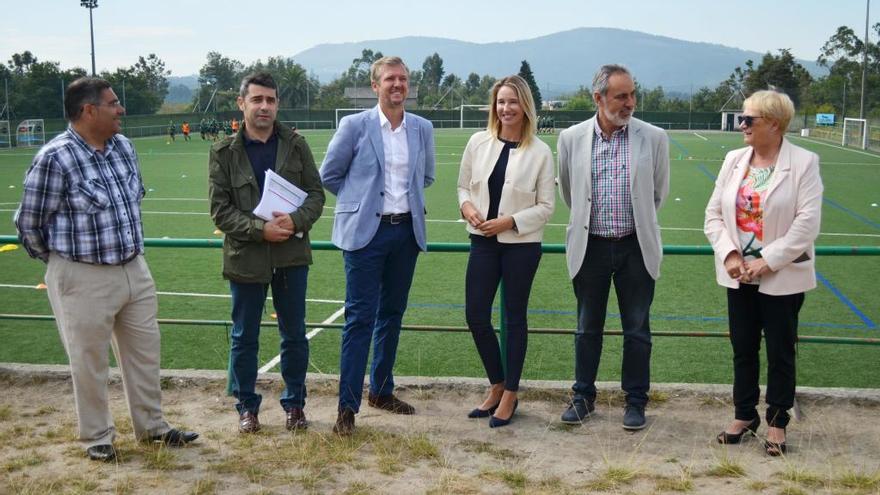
[{"left": 0, "top": 129, "right": 878, "bottom": 388}]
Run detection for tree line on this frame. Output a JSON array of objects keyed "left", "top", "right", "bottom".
[
  {"left": 2, "top": 23, "right": 878, "bottom": 120},
  {"left": 2, "top": 51, "right": 169, "bottom": 119}
]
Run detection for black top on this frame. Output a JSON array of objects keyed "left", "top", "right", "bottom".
[
  {"left": 243, "top": 130, "right": 279, "bottom": 194},
  {"left": 486, "top": 139, "right": 519, "bottom": 220}
]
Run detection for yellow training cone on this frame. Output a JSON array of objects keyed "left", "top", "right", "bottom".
[
  {"left": 213, "top": 229, "right": 223, "bottom": 235},
  {"left": 270, "top": 313, "right": 277, "bottom": 319},
  {"left": 0, "top": 244, "right": 19, "bottom": 253},
  {"left": 36, "top": 283, "right": 47, "bottom": 290}
]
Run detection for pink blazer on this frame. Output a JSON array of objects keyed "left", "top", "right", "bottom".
[{"left": 704, "top": 138, "right": 823, "bottom": 295}]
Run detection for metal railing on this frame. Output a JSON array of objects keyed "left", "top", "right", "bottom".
[{"left": 1, "top": 234, "right": 878, "bottom": 347}]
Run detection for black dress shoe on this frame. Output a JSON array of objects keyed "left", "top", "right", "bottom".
[
  {"left": 151, "top": 428, "right": 199, "bottom": 446},
  {"left": 368, "top": 393, "right": 415, "bottom": 415},
  {"left": 87, "top": 444, "right": 116, "bottom": 462},
  {"left": 717, "top": 417, "right": 760, "bottom": 445},
  {"left": 333, "top": 408, "right": 356, "bottom": 436},
  {"left": 467, "top": 403, "right": 499, "bottom": 419},
  {"left": 489, "top": 400, "right": 518, "bottom": 429}
]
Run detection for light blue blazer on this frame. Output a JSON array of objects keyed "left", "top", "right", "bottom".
[{"left": 320, "top": 106, "right": 435, "bottom": 252}]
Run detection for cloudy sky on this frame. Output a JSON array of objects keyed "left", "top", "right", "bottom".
[{"left": 2, "top": 0, "right": 876, "bottom": 77}]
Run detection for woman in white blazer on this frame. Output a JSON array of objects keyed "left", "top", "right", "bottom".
[
  {"left": 457, "top": 75, "right": 555, "bottom": 428},
  {"left": 705, "top": 90, "right": 823, "bottom": 456}
]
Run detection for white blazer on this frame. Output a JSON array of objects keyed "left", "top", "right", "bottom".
[
  {"left": 456, "top": 130, "right": 555, "bottom": 243},
  {"left": 704, "top": 138, "right": 824, "bottom": 295}
]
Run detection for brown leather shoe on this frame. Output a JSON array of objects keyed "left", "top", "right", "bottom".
[
  {"left": 285, "top": 407, "right": 308, "bottom": 431},
  {"left": 368, "top": 393, "right": 415, "bottom": 415},
  {"left": 239, "top": 410, "right": 260, "bottom": 434},
  {"left": 333, "top": 408, "right": 356, "bottom": 436}
]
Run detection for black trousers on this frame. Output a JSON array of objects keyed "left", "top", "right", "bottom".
[
  {"left": 727, "top": 284, "right": 804, "bottom": 428},
  {"left": 465, "top": 235, "right": 542, "bottom": 392}
]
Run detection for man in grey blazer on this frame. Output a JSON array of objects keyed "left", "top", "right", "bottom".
[
  {"left": 557, "top": 64, "right": 669, "bottom": 430},
  {"left": 320, "top": 56, "right": 435, "bottom": 435}
]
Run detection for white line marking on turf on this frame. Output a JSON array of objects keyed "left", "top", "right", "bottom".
[
  {"left": 0, "top": 284, "right": 348, "bottom": 303},
  {"left": 791, "top": 136, "right": 880, "bottom": 159},
  {"left": 693, "top": 133, "right": 709, "bottom": 141},
  {"left": 258, "top": 306, "right": 345, "bottom": 374}
]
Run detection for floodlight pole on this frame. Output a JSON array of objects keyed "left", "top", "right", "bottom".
[
  {"left": 859, "top": 0, "right": 870, "bottom": 119},
  {"left": 81, "top": 1, "right": 99, "bottom": 76},
  {"left": 3, "top": 78, "right": 8, "bottom": 120}
]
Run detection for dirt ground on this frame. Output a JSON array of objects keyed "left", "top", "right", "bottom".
[{"left": 1, "top": 364, "right": 878, "bottom": 495}]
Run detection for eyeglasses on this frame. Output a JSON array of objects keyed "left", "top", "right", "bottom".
[{"left": 737, "top": 115, "right": 763, "bottom": 127}]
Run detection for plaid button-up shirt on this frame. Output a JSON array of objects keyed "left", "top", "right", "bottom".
[
  {"left": 15, "top": 127, "right": 145, "bottom": 265},
  {"left": 589, "top": 122, "right": 635, "bottom": 237}
]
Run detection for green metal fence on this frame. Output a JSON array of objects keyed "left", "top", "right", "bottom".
[{"left": 1, "top": 235, "right": 878, "bottom": 347}]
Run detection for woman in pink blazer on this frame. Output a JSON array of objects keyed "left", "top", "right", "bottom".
[{"left": 705, "top": 90, "right": 823, "bottom": 456}]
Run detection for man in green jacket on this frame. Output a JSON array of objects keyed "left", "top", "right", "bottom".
[{"left": 208, "top": 72, "right": 325, "bottom": 434}]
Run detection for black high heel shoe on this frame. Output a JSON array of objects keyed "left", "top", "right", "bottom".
[
  {"left": 467, "top": 402, "right": 499, "bottom": 419},
  {"left": 716, "top": 416, "right": 760, "bottom": 444},
  {"left": 764, "top": 427, "right": 787, "bottom": 456},
  {"left": 489, "top": 400, "right": 518, "bottom": 428}
]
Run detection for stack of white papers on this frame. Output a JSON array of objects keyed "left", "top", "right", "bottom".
[{"left": 252, "top": 169, "right": 307, "bottom": 238}]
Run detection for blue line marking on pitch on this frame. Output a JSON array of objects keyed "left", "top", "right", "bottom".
[
  {"left": 815, "top": 272, "right": 876, "bottom": 329},
  {"left": 667, "top": 135, "right": 690, "bottom": 157},
  {"left": 823, "top": 198, "right": 880, "bottom": 230},
  {"left": 406, "top": 302, "right": 861, "bottom": 329},
  {"left": 697, "top": 164, "right": 717, "bottom": 181}
]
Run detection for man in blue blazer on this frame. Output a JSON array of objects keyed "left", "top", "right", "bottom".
[{"left": 320, "top": 56, "right": 435, "bottom": 435}]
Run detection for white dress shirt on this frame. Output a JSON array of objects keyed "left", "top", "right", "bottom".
[{"left": 377, "top": 105, "right": 410, "bottom": 214}]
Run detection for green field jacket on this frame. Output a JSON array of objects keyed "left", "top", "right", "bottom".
[{"left": 208, "top": 122, "right": 325, "bottom": 284}]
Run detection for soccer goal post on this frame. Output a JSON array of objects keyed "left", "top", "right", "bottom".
[
  {"left": 334, "top": 108, "right": 364, "bottom": 129},
  {"left": 16, "top": 119, "right": 45, "bottom": 148},
  {"left": 459, "top": 104, "right": 490, "bottom": 129},
  {"left": 842, "top": 118, "right": 868, "bottom": 150},
  {"left": 0, "top": 121, "right": 10, "bottom": 149}
]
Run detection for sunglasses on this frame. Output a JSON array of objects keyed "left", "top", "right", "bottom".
[{"left": 737, "top": 115, "right": 763, "bottom": 127}]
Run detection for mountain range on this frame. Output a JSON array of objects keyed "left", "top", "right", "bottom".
[
  {"left": 292, "top": 28, "right": 823, "bottom": 98},
  {"left": 170, "top": 28, "right": 824, "bottom": 100}
]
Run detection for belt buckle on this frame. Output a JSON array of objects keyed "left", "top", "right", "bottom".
[{"left": 389, "top": 214, "right": 401, "bottom": 225}]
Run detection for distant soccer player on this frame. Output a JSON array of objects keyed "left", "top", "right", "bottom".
[
  {"left": 181, "top": 121, "right": 191, "bottom": 142},
  {"left": 167, "top": 120, "right": 176, "bottom": 143}
]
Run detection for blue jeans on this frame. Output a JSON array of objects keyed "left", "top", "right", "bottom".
[
  {"left": 338, "top": 221, "right": 420, "bottom": 412},
  {"left": 465, "top": 234, "right": 542, "bottom": 391},
  {"left": 229, "top": 265, "right": 309, "bottom": 414},
  {"left": 571, "top": 236, "right": 654, "bottom": 407}
]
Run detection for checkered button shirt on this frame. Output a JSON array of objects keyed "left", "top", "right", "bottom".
[
  {"left": 14, "top": 127, "right": 146, "bottom": 265},
  {"left": 589, "top": 123, "right": 635, "bottom": 237}
]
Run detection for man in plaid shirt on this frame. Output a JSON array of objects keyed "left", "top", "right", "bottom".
[
  {"left": 14, "top": 77, "right": 198, "bottom": 462},
  {"left": 557, "top": 65, "right": 670, "bottom": 430}
]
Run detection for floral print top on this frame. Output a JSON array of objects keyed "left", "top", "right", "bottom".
[{"left": 736, "top": 166, "right": 775, "bottom": 275}]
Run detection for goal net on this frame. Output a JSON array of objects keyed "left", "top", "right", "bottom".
[
  {"left": 459, "top": 104, "right": 490, "bottom": 129},
  {"left": 0, "top": 121, "right": 10, "bottom": 149},
  {"left": 842, "top": 118, "right": 867, "bottom": 150},
  {"left": 16, "top": 119, "right": 45, "bottom": 148}
]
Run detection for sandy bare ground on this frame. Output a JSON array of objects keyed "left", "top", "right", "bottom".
[{"left": 1, "top": 364, "right": 879, "bottom": 495}]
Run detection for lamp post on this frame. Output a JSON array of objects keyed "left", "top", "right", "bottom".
[
  {"left": 81, "top": 0, "right": 98, "bottom": 76},
  {"left": 859, "top": 0, "right": 870, "bottom": 119}
]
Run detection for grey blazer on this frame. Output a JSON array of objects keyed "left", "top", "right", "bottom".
[{"left": 557, "top": 116, "right": 670, "bottom": 280}]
